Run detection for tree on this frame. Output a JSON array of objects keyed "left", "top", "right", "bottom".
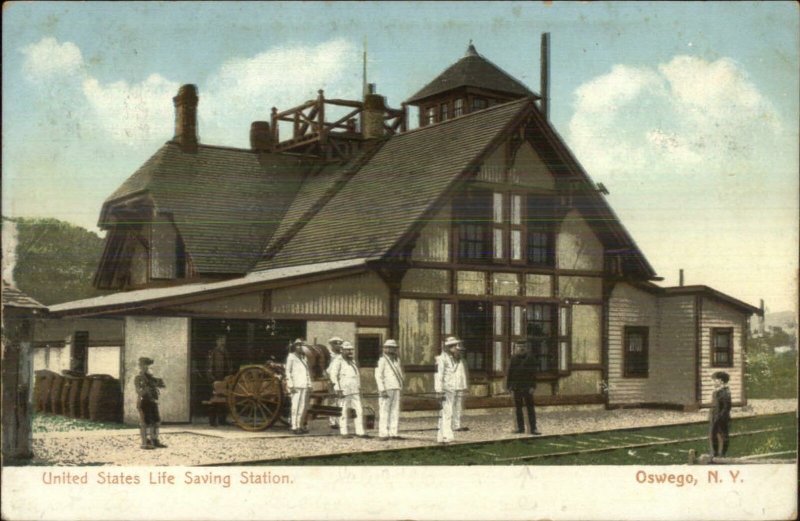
[{"left": 7, "top": 217, "right": 108, "bottom": 305}]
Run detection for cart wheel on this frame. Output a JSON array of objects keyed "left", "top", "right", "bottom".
[
  {"left": 277, "top": 399, "right": 291, "bottom": 427},
  {"left": 228, "top": 366, "right": 283, "bottom": 431}
]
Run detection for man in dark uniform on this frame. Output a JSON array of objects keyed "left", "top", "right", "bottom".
[
  {"left": 506, "top": 342, "right": 541, "bottom": 435},
  {"left": 207, "top": 335, "right": 233, "bottom": 426},
  {"left": 134, "top": 357, "right": 167, "bottom": 449},
  {"left": 709, "top": 371, "right": 732, "bottom": 458}
]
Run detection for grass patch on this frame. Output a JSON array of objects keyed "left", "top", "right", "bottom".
[
  {"left": 271, "top": 414, "right": 796, "bottom": 466},
  {"left": 33, "top": 413, "right": 132, "bottom": 433}
]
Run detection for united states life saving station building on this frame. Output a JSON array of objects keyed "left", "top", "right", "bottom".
[{"left": 49, "top": 41, "right": 760, "bottom": 424}]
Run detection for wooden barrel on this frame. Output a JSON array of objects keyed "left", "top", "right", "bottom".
[
  {"left": 88, "top": 375, "right": 122, "bottom": 423},
  {"left": 66, "top": 374, "right": 84, "bottom": 417},
  {"left": 79, "top": 376, "right": 92, "bottom": 419},
  {"left": 60, "top": 375, "right": 74, "bottom": 416},
  {"left": 34, "top": 370, "right": 55, "bottom": 413},
  {"left": 49, "top": 374, "right": 64, "bottom": 414}
]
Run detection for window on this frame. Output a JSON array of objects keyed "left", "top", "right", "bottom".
[
  {"left": 472, "top": 97, "right": 488, "bottom": 111},
  {"left": 526, "top": 304, "right": 557, "bottom": 373},
  {"left": 558, "top": 305, "right": 571, "bottom": 373},
  {"left": 455, "top": 190, "right": 492, "bottom": 263},
  {"left": 454, "top": 98, "right": 464, "bottom": 117},
  {"left": 493, "top": 193, "right": 504, "bottom": 260},
  {"left": 425, "top": 106, "right": 436, "bottom": 126},
  {"left": 624, "top": 327, "right": 649, "bottom": 377},
  {"left": 712, "top": 328, "right": 733, "bottom": 367},
  {"left": 493, "top": 304, "right": 506, "bottom": 372},
  {"left": 441, "top": 302, "right": 454, "bottom": 336},
  {"left": 72, "top": 331, "right": 89, "bottom": 374},
  {"left": 458, "top": 301, "right": 491, "bottom": 370},
  {"left": 526, "top": 195, "right": 556, "bottom": 266},
  {"left": 440, "top": 103, "right": 449, "bottom": 121},
  {"left": 357, "top": 334, "right": 382, "bottom": 368},
  {"left": 510, "top": 194, "right": 523, "bottom": 262}
]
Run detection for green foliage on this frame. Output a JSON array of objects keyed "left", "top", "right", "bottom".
[
  {"left": 746, "top": 331, "right": 798, "bottom": 399},
  {"left": 8, "top": 216, "right": 108, "bottom": 305}
]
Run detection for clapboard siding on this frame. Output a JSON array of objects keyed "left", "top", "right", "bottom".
[
  {"left": 271, "top": 272, "right": 389, "bottom": 317},
  {"left": 608, "top": 283, "right": 658, "bottom": 404},
  {"left": 654, "top": 295, "right": 696, "bottom": 405},
  {"left": 700, "top": 298, "right": 745, "bottom": 405}
]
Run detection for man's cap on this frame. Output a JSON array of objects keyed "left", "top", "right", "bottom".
[
  {"left": 138, "top": 357, "right": 154, "bottom": 366},
  {"left": 329, "top": 337, "right": 344, "bottom": 344},
  {"left": 383, "top": 339, "right": 398, "bottom": 348},
  {"left": 342, "top": 341, "right": 355, "bottom": 350},
  {"left": 444, "top": 336, "right": 461, "bottom": 347},
  {"left": 292, "top": 338, "right": 306, "bottom": 346}
]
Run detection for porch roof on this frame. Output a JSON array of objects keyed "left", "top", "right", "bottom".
[{"left": 48, "top": 258, "right": 371, "bottom": 317}]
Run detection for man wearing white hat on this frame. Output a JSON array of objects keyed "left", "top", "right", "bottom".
[
  {"left": 285, "top": 339, "right": 312, "bottom": 434},
  {"left": 375, "top": 339, "right": 404, "bottom": 440},
  {"left": 434, "top": 336, "right": 468, "bottom": 443},
  {"left": 334, "top": 341, "right": 368, "bottom": 438},
  {"left": 325, "top": 337, "right": 344, "bottom": 429}
]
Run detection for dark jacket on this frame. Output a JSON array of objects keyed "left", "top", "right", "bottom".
[
  {"left": 207, "top": 348, "right": 233, "bottom": 382},
  {"left": 710, "top": 386, "right": 732, "bottom": 424},
  {"left": 506, "top": 353, "right": 537, "bottom": 391}
]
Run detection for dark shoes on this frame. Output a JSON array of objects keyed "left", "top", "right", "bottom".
[
  {"left": 357, "top": 434, "right": 372, "bottom": 439},
  {"left": 141, "top": 443, "right": 155, "bottom": 450},
  {"left": 153, "top": 440, "right": 168, "bottom": 448},
  {"left": 531, "top": 430, "right": 542, "bottom": 436},
  {"left": 455, "top": 427, "right": 470, "bottom": 432},
  {"left": 391, "top": 436, "right": 404, "bottom": 440},
  {"left": 330, "top": 424, "right": 339, "bottom": 430},
  {"left": 513, "top": 430, "right": 525, "bottom": 434}
]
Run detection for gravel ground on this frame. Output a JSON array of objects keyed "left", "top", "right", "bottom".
[{"left": 28, "top": 399, "right": 796, "bottom": 466}]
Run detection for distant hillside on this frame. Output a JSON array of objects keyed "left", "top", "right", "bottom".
[
  {"left": 3, "top": 216, "right": 108, "bottom": 305},
  {"left": 764, "top": 310, "right": 797, "bottom": 330}
]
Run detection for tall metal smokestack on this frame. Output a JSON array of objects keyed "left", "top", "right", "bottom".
[
  {"left": 540, "top": 32, "right": 550, "bottom": 120},
  {"left": 679, "top": 269, "right": 684, "bottom": 287}
]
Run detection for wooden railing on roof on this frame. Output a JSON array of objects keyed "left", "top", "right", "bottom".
[{"left": 270, "top": 90, "right": 406, "bottom": 161}]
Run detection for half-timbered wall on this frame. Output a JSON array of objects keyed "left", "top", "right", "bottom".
[
  {"left": 608, "top": 283, "right": 658, "bottom": 404},
  {"left": 271, "top": 272, "right": 389, "bottom": 317},
  {"left": 410, "top": 206, "right": 450, "bottom": 262},
  {"left": 557, "top": 210, "right": 604, "bottom": 271},
  {"left": 398, "top": 298, "right": 437, "bottom": 365},
  {"left": 699, "top": 298, "right": 746, "bottom": 405},
  {"left": 509, "top": 142, "right": 555, "bottom": 189}
]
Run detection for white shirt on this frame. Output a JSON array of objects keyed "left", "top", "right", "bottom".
[
  {"left": 434, "top": 353, "right": 468, "bottom": 393},
  {"left": 326, "top": 353, "right": 342, "bottom": 384},
  {"left": 375, "top": 355, "right": 404, "bottom": 392},
  {"left": 286, "top": 352, "right": 311, "bottom": 389},
  {"left": 335, "top": 357, "right": 361, "bottom": 396}
]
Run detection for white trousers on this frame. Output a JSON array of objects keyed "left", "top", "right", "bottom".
[
  {"left": 290, "top": 388, "right": 310, "bottom": 430},
  {"left": 327, "top": 392, "right": 343, "bottom": 426},
  {"left": 340, "top": 393, "right": 364, "bottom": 436},
  {"left": 452, "top": 391, "right": 465, "bottom": 429},
  {"left": 379, "top": 389, "right": 401, "bottom": 438},
  {"left": 437, "top": 391, "right": 456, "bottom": 442}
]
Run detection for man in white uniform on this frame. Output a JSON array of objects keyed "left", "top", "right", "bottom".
[
  {"left": 434, "top": 336, "right": 468, "bottom": 444},
  {"left": 325, "top": 337, "right": 344, "bottom": 429},
  {"left": 334, "top": 341, "right": 369, "bottom": 438},
  {"left": 375, "top": 339, "right": 404, "bottom": 440},
  {"left": 285, "top": 339, "right": 312, "bottom": 435},
  {"left": 451, "top": 340, "right": 469, "bottom": 432}
]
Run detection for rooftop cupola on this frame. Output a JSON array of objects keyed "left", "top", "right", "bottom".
[{"left": 406, "top": 42, "right": 538, "bottom": 127}]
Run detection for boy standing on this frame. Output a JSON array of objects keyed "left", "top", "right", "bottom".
[
  {"left": 709, "top": 371, "right": 732, "bottom": 458},
  {"left": 134, "top": 357, "right": 167, "bottom": 450}
]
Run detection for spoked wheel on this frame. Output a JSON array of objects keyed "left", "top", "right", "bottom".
[{"left": 227, "top": 366, "right": 283, "bottom": 431}]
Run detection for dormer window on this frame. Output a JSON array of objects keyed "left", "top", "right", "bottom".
[
  {"left": 425, "top": 106, "right": 436, "bottom": 126},
  {"left": 472, "top": 97, "right": 488, "bottom": 111},
  {"left": 454, "top": 98, "right": 464, "bottom": 117},
  {"left": 440, "top": 102, "right": 449, "bottom": 121}
]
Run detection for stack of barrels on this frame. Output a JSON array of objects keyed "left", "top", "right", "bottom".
[{"left": 33, "top": 370, "right": 122, "bottom": 423}]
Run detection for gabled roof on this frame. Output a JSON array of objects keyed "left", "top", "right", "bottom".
[
  {"left": 99, "top": 143, "right": 323, "bottom": 274},
  {"left": 638, "top": 282, "right": 761, "bottom": 316},
  {"left": 256, "top": 98, "right": 533, "bottom": 270},
  {"left": 2, "top": 281, "right": 46, "bottom": 310},
  {"left": 406, "top": 44, "right": 536, "bottom": 104}
]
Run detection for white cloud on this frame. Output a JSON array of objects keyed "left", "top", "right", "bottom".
[
  {"left": 568, "top": 55, "right": 788, "bottom": 183},
  {"left": 201, "top": 39, "right": 361, "bottom": 146},
  {"left": 81, "top": 74, "right": 180, "bottom": 145},
  {"left": 21, "top": 37, "right": 84, "bottom": 80}
]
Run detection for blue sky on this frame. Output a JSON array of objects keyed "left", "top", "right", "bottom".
[{"left": 2, "top": 1, "right": 798, "bottom": 311}]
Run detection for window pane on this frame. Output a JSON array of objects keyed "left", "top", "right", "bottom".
[
  {"left": 511, "top": 230, "right": 521, "bottom": 260},
  {"left": 441, "top": 303, "right": 453, "bottom": 335},
  {"left": 454, "top": 98, "right": 464, "bottom": 117},
  {"left": 493, "top": 305, "right": 505, "bottom": 336},
  {"left": 511, "top": 195, "right": 522, "bottom": 225},
  {"left": 440, "top": 103, "right": 449, "bottom": 121},
  {"left": 493, "top": 228, "right": 504, "bottom": 259},
  {"left": 559, "top": 341, "right": 568, "bottom": 371},
  {"left": 493, "top": 193, "right": 503, "bottom": 223},
  {"left": 559, "top": 307, "right": 569, "bottom": 336},
  {"left": 513, "top": 306, "right": 523, "bottom": 336},
  {"left": 493, "top": 341, "right": 504, "bottom": 372}
]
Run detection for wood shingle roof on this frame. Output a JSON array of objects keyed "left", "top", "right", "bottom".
[{"left": 407, "top": 44, "right": 536, "bottom": 104}]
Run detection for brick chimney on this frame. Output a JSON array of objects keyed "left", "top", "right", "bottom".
[
  {"left": 362, "top": 84, "right": 385, "bottom": 140},
  {"left": 250, "top": 121, "right": 272, "bottom": 152},
  {"left": 173, "top": 84, "right": 198, "bottom": 152}
]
